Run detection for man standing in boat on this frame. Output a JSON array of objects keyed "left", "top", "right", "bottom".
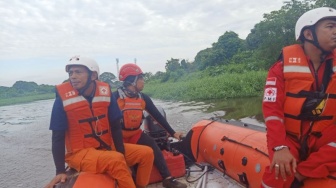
[
  {"left": 45, "top": 56, "right": 154, "bottom": 188},
  {"left": 262, "top": 7, "right": 336, "bottom": 188},
  {"left": 113, "top": 63, "right": 187, "bottom": 188}
]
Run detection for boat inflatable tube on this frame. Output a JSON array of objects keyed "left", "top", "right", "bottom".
[{"left": 184, "top": 119, "right": 336, "bottom": 188}]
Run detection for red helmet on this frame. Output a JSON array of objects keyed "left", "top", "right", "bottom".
[{"left": 119, "top": 63, "right": 143, "bottom": 81}]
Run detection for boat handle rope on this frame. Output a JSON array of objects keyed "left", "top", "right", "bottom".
[
  {"left": 221, "top": 136, "right": 269, "bottom": 157},
  {"left": 185, "top": 164, "right": 214, "bottom": 183},
  {"left": 196, "top": 118, "right": 218, "bottom": 160}
]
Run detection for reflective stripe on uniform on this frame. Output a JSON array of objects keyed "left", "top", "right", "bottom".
[
  {"left": 124, "top": 102, "right": 142, "bottom": 106},
  {"left": 328, "top": 142, "right": 336, "bottom": 148},
  {"left": 63, "top": 96, "right": 86, "bottom": 107},
  {"left": 92, "top": 96, "right": 110, "bottom": 103},
  {"left": 264, "top": 116, "right": 283, "bottom": 123},
  {"left": 283, "top": 66, "right": 310, "bottom": 73}
]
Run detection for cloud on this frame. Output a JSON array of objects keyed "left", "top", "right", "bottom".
[{"left": 0, "top": 0, "right": 284, "bottom": 86}]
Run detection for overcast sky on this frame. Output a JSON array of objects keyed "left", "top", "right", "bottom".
[{"left": 0, "top": 0, "right": 285, "bottom": 87}]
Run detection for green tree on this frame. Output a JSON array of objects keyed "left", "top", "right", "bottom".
[
  {"left": 38, "top": 84, "right": 55, "bottom": 94},
  {"left": 0, "top": 81, "right": 55, "bottom": 99},
  {"left": 314, "top": 0, "right": 336, "bottom": 7},
  {"left": 194, "top": 31, "right": 244, "bottom": 70},
  {"left": 213, "top": 31, "right": 245, "bottom": 61},
  {"left": 12, "top": 81, "right": 39, "bottom": 93},
  {"left": 165, "top": 58, "right": 181, "bottom": 72},
  {"left": 143, "top": 72, "right": 153, "bottom": 81},
  {"left": 180, "top": 59, "right": 194, "bottom": 72},
  {"left": 151, "top": 71, "right": 166, "bottom": 81},
  {"left": 194, "top": 48, "right": 213, "bottom": 70},
  {"left": 246, "top": 0, "right": 311, "bottom": 67},
  {"left": 99, "top": 72, "right": 117, "bottom": 88}
]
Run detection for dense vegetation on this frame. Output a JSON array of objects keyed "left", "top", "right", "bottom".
[
  {"left": 0, "top": 81, "right": 55, "bottom": 106},
  {"left": 1, "top": 0, "right": 335, "bottom": 106},
  {"left": 144, "top": 69, "right": 267, "bottom": 101}
]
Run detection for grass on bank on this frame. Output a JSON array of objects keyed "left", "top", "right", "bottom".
[
  {"left": 143, "top": 70, "right": 267, "bottom": 101},
  {"left": 0, "top": 93, "right": 55, "bottom": 107}
]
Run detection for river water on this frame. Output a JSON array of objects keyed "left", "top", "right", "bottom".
[{"left": 0, "top": 97, "right": 264, "bottom": 188}]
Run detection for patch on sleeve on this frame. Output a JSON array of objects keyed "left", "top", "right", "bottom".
[
  {"left": 266, "top": 77, "right": 276, "bottom": 86},
  {"left": 263, "top": 88, "right": 277, "bottom": 102},
  {"left": 99, "top": 86, "right": 109, "bottom": 95}
]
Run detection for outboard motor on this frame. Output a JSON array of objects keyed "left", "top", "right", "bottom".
[{"left": 143, "top": 106, "right": 169, "bottom": 150}]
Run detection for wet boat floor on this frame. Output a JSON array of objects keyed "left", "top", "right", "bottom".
[{"left": 148, "top": 164, "right": 243, "bottom": 188}]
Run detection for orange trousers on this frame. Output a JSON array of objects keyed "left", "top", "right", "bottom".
[
  {"left": 65, "top": 144, "right": 153, "bottom": 188},
  {"left": 124, "top": 143, "right": 154, "bottom": 187}
]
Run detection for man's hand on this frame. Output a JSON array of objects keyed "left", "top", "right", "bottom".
[
  {"left": 270, "top": 148, "right": 297, "bottom": 181},
  {"left": 44, "top": 173, "right": 67, "bottom": 188},
  {"left": 173, "top": 132, "right": 184, "bottom": 140}
]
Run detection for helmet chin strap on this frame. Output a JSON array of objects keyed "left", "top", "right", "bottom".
[
  {"left": 123, "top": 75, "right": 140, "bottom": 98},
  {"left": 304, "top": 27, "right": 330, "bottom": 62},
  {"left": 123, "top": 87, "right": 139, "bottom": 98},
  {"left": 78, "top": 71, "right": 93, "bottom": 95},
  {"left": 132, "top": 75, "right": 141, "bottom": 92}
]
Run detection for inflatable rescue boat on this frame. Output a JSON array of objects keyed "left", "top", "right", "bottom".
[{"left": 54, "top": 109, "right": 336, "bottom": 188}]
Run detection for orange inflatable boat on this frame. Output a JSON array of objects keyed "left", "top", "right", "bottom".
[
  {"left": 53, "top": 115, "right": 336, "bottom": 188},
  {"left": 174, "top": 118, "right": 336, "bottom": 188},
  {"left": 54, "top": 168, "right": 117, "bottom": 188}
]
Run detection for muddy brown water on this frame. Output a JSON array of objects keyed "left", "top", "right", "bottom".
[{"left": 0, "top": 97, "right": 264, "bottom": 187}]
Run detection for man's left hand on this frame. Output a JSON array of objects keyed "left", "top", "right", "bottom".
[{"left": 173, "top": 132, "right": 184, "bottom": 140}]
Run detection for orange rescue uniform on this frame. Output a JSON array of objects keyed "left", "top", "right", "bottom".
[
  {"left": 56, "top": 81, "right": 153, "bottom": 188},
  {"left": 262, "top": 45, "right": 336, "bottom": 187},
  {"left": 117, "top": 88, "right": 146, "bottom": 144}
]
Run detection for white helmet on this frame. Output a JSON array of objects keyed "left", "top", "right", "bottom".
[
  {"left": 66, "top": 55, "right": 100, "bottom": 76},
  {"left": 295, "top": 7, "right": 336, "bottom": 40}
]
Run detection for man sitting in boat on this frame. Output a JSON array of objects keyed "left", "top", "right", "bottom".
[
  {"left": 113, "top": 63, "right": 187, "bottom": 188},
  {"left": 44, "top": 56, "right": 154, "bottom": 188},
  {"left": 262, "top": 7, "right": 336, "bottom": 188}
]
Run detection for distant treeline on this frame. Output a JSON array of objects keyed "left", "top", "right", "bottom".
[{"left": 0, "top": 81, "right": 54, "bottom": 99}]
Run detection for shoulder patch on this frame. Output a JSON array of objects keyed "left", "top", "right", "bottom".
[
  {"left": 263, "top": 88, "right": 277, "bottom": 102},
  {"left": 99, "top": 86, "right": 109, "bottom": 95},
  {"left": 266, "top": 77, "right": 276, "bottom": 86}
]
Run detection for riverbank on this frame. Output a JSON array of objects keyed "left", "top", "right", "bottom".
[
  {"left": 0, "top": 70, "right": 267, "bottom": 107},
  {"left": 0, "top": 93, "right": 54, "bottom": 107}
]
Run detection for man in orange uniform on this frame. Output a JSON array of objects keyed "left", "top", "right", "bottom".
[
  {"left": 45, "top": 56, "right": 153, "bottom": 188},
  {"left": 113, "top": 63, "right": 187, "bottom": 188},
  {"left": 261, "top": 7, "right": 336, "bottom": 188}
]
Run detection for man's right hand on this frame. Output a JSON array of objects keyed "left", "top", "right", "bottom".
[
  {"left": 44, "top": 173, "right": 67, "bottom": 188},
  {"left": 270, "top": 148, "right": 297, "bottom": 181}
]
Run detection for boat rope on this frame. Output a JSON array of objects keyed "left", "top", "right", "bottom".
[
  {"left": 196, "top": 118, "right": 218, "bottom": 160},
  {"left": 185, "top": 164, "right": 214, "bottom": 183},
  {"left": 221, "top": 136, "right": 269, "bottom": 157}
]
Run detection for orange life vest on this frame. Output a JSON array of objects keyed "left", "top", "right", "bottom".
[
  {"left": 56, "top": 81, "right": 113, "bottom": 153},
  {"left": 283, "top": 44, "right": 336, "bottom": 137},
  {"left": 117, "top": 88, "right": 146, "bottom": 131}
]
